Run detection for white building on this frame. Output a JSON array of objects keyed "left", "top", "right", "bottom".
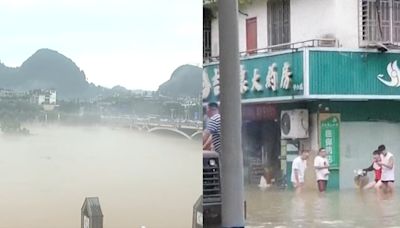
[
  {"left": 30, "top": 89, "right": 56, "bottom": 105},
  {"left": 204, "top": 0, "right": 400, "bottom": 190},
  {"left": 204, "top": 0, "right": 400, "bottom": 59}
]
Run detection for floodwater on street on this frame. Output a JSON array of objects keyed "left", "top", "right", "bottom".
[
  {"left": 0, "top": 125, "right": 201, "bottom": 228},
  {"left": 245, "top": 186, "right": 400, "bottom": 228}
]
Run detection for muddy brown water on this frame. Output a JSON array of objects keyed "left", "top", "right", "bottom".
[
  {"left": 0, "top": 125, "right": 201, "bottom": 228},
  {"left": 245, "top": 186, "right": 400, "bottom": 228}
]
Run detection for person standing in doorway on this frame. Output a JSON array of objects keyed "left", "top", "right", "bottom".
[
  {"left": 314, "top": 148, "right": 330, "bottom": 192},
  {"left": 291, "top": 150, "right": 310, "bottom": 194},
  {"left": 203, "top": 102, "right": 221, "bottom": 154},
  {"left": 377, "top": 144, "right": 395, "bottom": 195}
]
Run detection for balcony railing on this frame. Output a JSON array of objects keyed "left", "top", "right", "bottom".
[
  {"left": 203, "top": 0, "right": 253, "bottom": 6},
  {"left": 203, "top": 39, "right": 339, "bottom": 63}
]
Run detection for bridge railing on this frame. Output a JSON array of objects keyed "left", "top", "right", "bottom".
[
  {"left": 100, "top": 115, "right": 203, "bottom": 130},
  {"left": 133, "top": 119, "right": 202, "bottom": 129}
]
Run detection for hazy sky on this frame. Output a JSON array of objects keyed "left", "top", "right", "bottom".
[{"left": 0, "top": 0, "right": 202, "bottom": 91}]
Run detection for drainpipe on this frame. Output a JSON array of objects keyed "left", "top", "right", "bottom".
[{"left": 218, "top": 0, "right": 245, "bottom": 227}]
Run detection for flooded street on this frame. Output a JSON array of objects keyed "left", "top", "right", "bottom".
[
  {"left": 246, "top": 187, "right": 400, "bottom": 228},
  {"left": 0, "top": 125, "right": 201, "bottom": 228}
]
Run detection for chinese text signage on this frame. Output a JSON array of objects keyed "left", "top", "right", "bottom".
[
  {"left": 309, "top": 50, "right": 400, "bottom": 96},
  {"left": 203, "top": 51, "right": 304, "bottom": 102},
  {"left": 319, "top": 114, "right": 340, "bottom": 169}
]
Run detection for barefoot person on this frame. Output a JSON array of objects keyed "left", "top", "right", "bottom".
[
  {"left": 314, "top": 148, "right": 330, "bottom": 192},
  {"left": 362, "top": 150, "right": 382, "bottom": 190},
  {"left": 377, "top": 144, "right": 395, "bottom": 195},
  {"left": 291, "top": 150, "right": 309, "bottom": 194}
]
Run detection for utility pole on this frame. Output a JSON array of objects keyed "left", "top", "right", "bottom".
[{"left": 218, "top": 0, "right": 245, "bottom": 227}]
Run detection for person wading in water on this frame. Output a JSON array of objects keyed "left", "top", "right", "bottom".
[{"left": 314, "top": 148, "right": 330, "bottom": 192}]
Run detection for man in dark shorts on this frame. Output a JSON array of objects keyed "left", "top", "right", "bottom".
[{"left": 376, "top": 144, "right": 395, "bottom": 195}]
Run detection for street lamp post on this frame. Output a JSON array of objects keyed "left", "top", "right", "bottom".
[{"left": 218, "top": 0, "right": 245, "bottom": 227}]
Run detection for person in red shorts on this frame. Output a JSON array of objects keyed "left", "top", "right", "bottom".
[{"left": 362, "top": 150, "right": 382, "bottom": 190}]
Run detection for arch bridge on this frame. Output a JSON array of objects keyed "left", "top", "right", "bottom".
[{"left": 132, "top": 119, "right": 203, "bottom": 140}]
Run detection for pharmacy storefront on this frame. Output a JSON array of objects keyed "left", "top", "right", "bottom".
[{"left": 203, "top": 48, "right": 400, "bottom": 190}]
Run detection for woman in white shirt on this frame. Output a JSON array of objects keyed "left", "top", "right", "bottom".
[{"left": 314, "top": 148, "right": 330, "bottom": 192}]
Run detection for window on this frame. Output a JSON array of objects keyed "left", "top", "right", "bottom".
[
  {"left": 246, "top": 17, "right": 258, "bottom": 53},
  {"left": 203, "top": 8, "right": 212, "bottom": 59},
  {"left": 267, "top": 0, "right": 290, "bottom": 46},
  {"left": 360, "top": 0, "right": 400, "bottom": 44}
]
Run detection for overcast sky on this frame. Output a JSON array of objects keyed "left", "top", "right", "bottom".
[{"left": 0, "top": 0, "right": 202, "bottom": 91}]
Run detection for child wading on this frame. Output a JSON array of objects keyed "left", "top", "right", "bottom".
[{"left": 362, "top": 150, "right": 382, "bottom": 191}]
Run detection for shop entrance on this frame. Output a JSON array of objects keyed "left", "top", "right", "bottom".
[{"left": 242, "top": 119, "right": 283, "bottom": 187}]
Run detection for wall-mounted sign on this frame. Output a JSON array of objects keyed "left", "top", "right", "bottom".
[
  {"left": 280, "top": 62, "right": 293, "bottom": 90},
  {"left": 309, "top": 50, "right": 400, "bottom": 96},
  {"left": 319, "top": 113, "right": 340, "bottom": 169},
  {"left": 377, "top": 61, "right": 400, "bottom": 87},
  {"left": 251, "top": 68, "right": 263, "bottom": 92},
  {"left": 211, "top": 68, "right": 220, "bottom": 96},
  {"left": 203, "top": 51, "right": 304, "bottom": 102},
  {"left": 240, "top": 65, "right": 249, "bottom": 94},
  {"left": 202, "top": 70, "right": 212, "bottom": 99},
  {"left": 266, "top": 63, "right": 279, "bottom": 91}
]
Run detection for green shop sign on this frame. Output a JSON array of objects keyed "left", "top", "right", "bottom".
[
  {"left": 203, "top": 51, "right": 304, "bottom": 102},
  {"left": 203, "top": 49, "right": 400, "bottom": 103},
  {"left": 309, "top": 50, "right": 400, "bottom": 96},
  {"left": 319, "top": 114, "right": 340, "bottom": 169}
]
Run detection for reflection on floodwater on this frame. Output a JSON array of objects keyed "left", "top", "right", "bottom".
[{"left": 246, "top": 186, "right": 400, "bottom": 227}]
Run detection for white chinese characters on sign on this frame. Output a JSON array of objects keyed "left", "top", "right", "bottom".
[
  {"left": 266, "top": 63, "right": 278, "bottom": 91},
  {"left": 240, "top": 65, "right": 249, "bottom": 94},
  {"left": 212, "top": 68, "right": 220, "bottom": 96},
  {"left": 377, "top": 60, "right": 400, "bottom": 87},
  {"left": 325, "top": 129, "right": 332, "bottom": 138},
  {"left": 251, "top": 68, "right": 263, "bottom": 92},
  {"left": 293, "top": 83, "right": 304, "bottom": 91},
  {"left": 325, "top": 129, "right": 333, "bottom": 163},
  {"left": 202, "top": 69, "right": 212, "bottom": 99},
  {"left": 205, "top": 61, "right": 302, "bottom": 98},
  {"left": 280, "top": 62, "right": 293, "bottom": 90}
]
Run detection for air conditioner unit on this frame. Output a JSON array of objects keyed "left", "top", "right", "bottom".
[{"left": 280, "top": 109, "right": 309, "bottom": 139}]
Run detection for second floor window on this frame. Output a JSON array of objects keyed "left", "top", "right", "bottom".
[
  {"left": 267, "top": 0, "right": 290, "bottom": 46},
  {"left": 360, "top": 0, "right": 400, "bottom": 45}
]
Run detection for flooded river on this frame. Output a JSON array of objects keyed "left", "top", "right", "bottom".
[
  {"left": 246, "top": 186, "right": 400, "bottom": 228},
  {"left": 0, "top": 125, "right": 201, "bottom": 228}
]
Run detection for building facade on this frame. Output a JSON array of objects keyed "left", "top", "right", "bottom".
[
  {"left": 203, "top": 0, "right": 400, "bottom": 190},
  {"left": 30, "top": 89, "right": 57, "bottom": 105}
]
